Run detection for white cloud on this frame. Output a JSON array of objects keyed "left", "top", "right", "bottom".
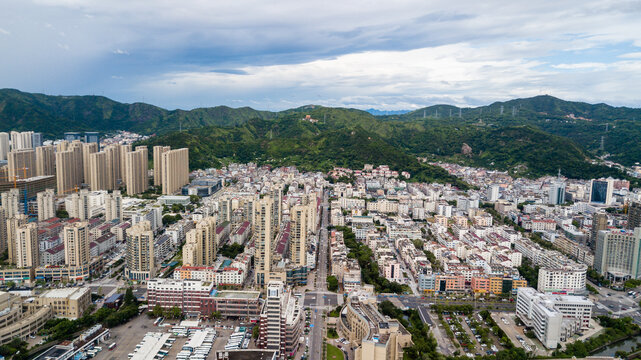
[
  {"left": 552, "top": 63, "right": 609, "bottom": 70},
  {"left": 1, "top": 0, "right": 641, "bottom": 109},
  {"left": 619, "top": 52, "right": 641, "bottom": 59},
  {"left": 0, "top": 28, "right": 9, "bottom": 35}
]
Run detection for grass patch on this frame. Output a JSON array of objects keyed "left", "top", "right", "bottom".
[{"left": 326, "top": 344, "right": 344, "bottom": 360}]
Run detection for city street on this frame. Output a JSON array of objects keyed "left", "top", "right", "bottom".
[{"left": 308, "top": 190, "right": 330, "bottom": 360}]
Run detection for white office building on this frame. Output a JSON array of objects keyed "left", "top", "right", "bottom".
[
  {"left": 516, "top": 287, "right": 592, "bottom": 349},
  {"left": 537, "top": 265, "right": 587, "bottom": 295},
  {"left": 487, "top": 185, "right": 500, "bottom": 202}
]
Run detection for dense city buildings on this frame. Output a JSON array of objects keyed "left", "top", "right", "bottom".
[{"left": 2, "top": 126, "right": 641, "bottom": 359}]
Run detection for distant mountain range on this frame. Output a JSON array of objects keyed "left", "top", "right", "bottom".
[{"left": 1, "top": 88, "right": 639, "bottom": 187}]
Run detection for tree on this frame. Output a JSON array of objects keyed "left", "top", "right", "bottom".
[
  {"left": 124, "top": 287, "right": 136, "bottom": 305},
  {"left": 615, "top": 350, "right": 628, "bottom": 358},
  {"left": 171, "top": 203, "right": 185, "bottom": 213},
  {"left": 211, "top": 311, "right": 222, "bottom": 320},
  {"left": 168, "top": 306, "right": 182, "bottom": 319},
  {"left": 219, "top": 243, "right": 245, "bottom": 259},
  {"left": 326, "top": 275, "right": 339, "bottom": 292},
  {"left": 151, "top": 304, "right": 164, "bottom": 318},
  {"left": 0, "top": 338, "right": 29, "bottom": 359},
  {"left": 56, "top": 209, "right": 69, "bottom": 218},
  {"left": 5, "top": 280, "right": 16, "bottom": 289},
  {"left": 252, "top": 325, "right": 260, "bottom": 339}
]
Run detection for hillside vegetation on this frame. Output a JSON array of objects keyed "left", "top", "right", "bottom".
[
  {"left": 138, "top": 118, "right": 471, "bottom": 189},
  {"left": 0, "top": 88, "right": 276, "bottom": 136},
  {"left": 2, "top": 89, "right": 638, "bottom": 182}
]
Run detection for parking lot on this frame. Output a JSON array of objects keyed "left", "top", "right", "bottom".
[
  {"left": 491, "top": 313, "right": 546, "bottom": 356},
  {"left": 92, "top": 314, "right": 254, "bottom": 360},
  {"left": 92, "top": 312, "right": 154, "bottom": 360}
]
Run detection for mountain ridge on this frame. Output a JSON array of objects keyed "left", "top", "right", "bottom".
[
  {"left": 2, "top": 89, "right": 640, "bottom": 179},
  {"left": 4, "top": 89, "right": 641, "bottom": 137}
]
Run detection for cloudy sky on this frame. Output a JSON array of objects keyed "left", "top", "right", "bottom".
[{"left": 1, "top": 0, "right": 641, "bottom": 110}]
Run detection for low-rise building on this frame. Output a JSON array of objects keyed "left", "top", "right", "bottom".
[
  {"left": 147, "top": 278, "right": 261, "bottom": 318},
  {"left": 338, "top": 294, "right": 413, "bottom": 360},
  {"left": 516, "top": 287, "right": 593, "bottom": 349},
  {"left": 0, "top": 291, "right": 52, "bottom": 345},
  {"left": 32, "top": 287, "right": 91, "bottom": 319},
  {"left": 537, "top": 264, "right": 587, "bottom": 295}
]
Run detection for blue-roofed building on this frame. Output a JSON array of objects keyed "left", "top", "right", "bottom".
[{"left": 103, "top": 293, "right": 124, "bottom": 309}]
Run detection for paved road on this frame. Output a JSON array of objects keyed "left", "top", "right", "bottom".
[
  {"left": 309, "top": 191, "right": 330, "bottom": 360},
  {"left": 427, "top": 310, "right": 455, "bottom": 355},
  {"left": 589, "top": 280, "right": 641, "bottom": 326}
]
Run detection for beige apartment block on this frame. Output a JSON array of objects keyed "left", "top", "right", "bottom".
[
  {"left": 35, "top": 145, "right": 56, "bottom": 176},
  {"left": 153, "top": 145, "right": 170, "bottom": 187},
  {"left": 63, "top": 221, "right": 90, "bottom": 267},
  {"left": 125, "top": 221, "right": 155, "bottom": 281},
  {"left": 161, "top": 148, "right": 189, "bottom": 194},
  {"left": 8, "top": 148, "right": 36, "bottom": 179},
  {"left": 15, "top": 223, "right": 38, "bottom": 268},
  {"left": 124, "top": 146, "right": 148, "bottom": 195}
]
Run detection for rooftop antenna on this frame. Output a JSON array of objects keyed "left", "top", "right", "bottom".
[
  {"left": 512, "top": 106, "right": 516, "bottom": 116},
  {"left": 423, "top": 110, "right": 426, "bottom": 119},
  {"left": 500, "top": 105, "right": 504, "bottom": 115},
  {"left": 435, "top": 109, "right": 438, "bottom": 118},
  {"left": 459, "top": 108, "right": 462, "bottom": 118},
  {"left": 449, "top": 109, "right": 452, "bottom": 117}
]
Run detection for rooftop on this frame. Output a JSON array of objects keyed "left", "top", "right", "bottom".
[
  {"left": 40, "top": 287, "right": 89, "bottom": 300},
  {"left": 210, "top": 289, "right": 260, "bottom": 300}
]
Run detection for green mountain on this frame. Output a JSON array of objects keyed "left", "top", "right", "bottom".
[
  {"left": 137, "top": 118, "right": 471, "bottom": 189},
  {"left": 387, "top": 95, "right": 641, "bottom": 166},
  {"left": 387, "top": 124, "right": 623, "bottom": 179},
  {"left": 1, "top": 89, "right": 638, "bottom": 183},
  {"left": 0, "top": 88, "right": 276, "bottom": 137}
]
